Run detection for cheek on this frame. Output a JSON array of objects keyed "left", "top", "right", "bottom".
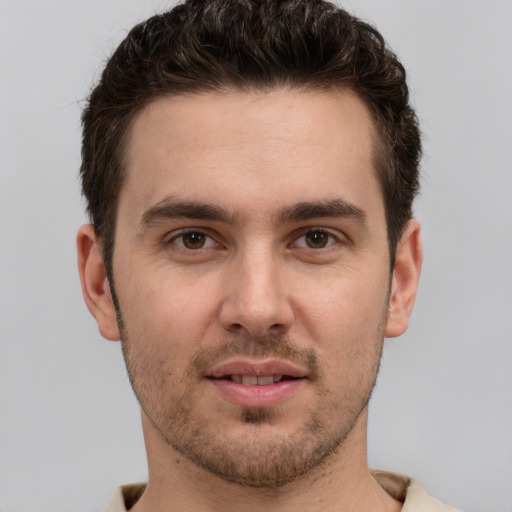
[
  {"left": 119, "top": 267, "right": 223, "bottom": 350},
  {"left": 297, "top": 268, "right": 390, "bottom": 341}
]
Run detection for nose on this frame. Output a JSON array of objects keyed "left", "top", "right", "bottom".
[{"left": 219, "top": 250, "right": 294, "bottom": 337}]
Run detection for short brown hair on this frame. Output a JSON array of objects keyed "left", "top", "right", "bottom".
[{"left": 80, "top": 0, "right": 421, "bottom": 273}]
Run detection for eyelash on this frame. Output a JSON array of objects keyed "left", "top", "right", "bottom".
[
  {"left": 167, "top": 230, "right": 219, "bottom": 250},
  {"left": 291, "top": 228, "right": 339, "bottom": 250},
  {"left": 166, "top": 227, "right": 340, "bottom": 252}
]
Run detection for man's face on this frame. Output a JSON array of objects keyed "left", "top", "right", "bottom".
[{"left": 110, "top": 90, "right": 395, "bottom": 486}]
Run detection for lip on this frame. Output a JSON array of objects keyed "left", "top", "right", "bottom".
[
  {"left": 208, "top": 359, "right": 307, "bottom": 379},
  {"left": 207, "top": 359, "right": 307, "bottom": 408}
]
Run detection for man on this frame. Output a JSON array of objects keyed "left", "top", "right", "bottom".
[{"left": 76, "top": 0, "right": 459, "bottom": 510}]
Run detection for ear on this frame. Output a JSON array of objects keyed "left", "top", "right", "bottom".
[
  {"left": 385, "top": 219, "right": 423, "bottom": 338},
  {"left": 77, "top": 224, "right": 121, "bottom": 341}
]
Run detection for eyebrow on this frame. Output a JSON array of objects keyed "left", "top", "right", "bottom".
[
  {"left": 276, "top": 199, "right": 367, "bottom": 225},
  {"left": 139, "top": 197, "right": 366, "bottom": 229},
  {"left": 140, "top": 197, "right": 236, "bottom": 227}
]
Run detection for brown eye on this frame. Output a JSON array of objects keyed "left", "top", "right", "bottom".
[
  {"left": 293, "top": 229, "right": 337, "bottom": 249},
  {"left": 182, "top": 232, "right": 205, "bottom": 249},
  {"left": 173, "top": 231, "right": 216, "bottom": 249},
  {"left": 304, "top": 230, "right": 330, "bottom": 248}
]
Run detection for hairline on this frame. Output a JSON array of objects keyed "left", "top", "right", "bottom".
[{"left": 99, "top": 84, "right": 399, "bottom": 277}]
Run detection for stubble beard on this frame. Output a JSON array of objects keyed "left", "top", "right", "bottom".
[
  {"left": 112, "top": 285, "right": 386, "bottom": 489},
  {"left": 118, "top": 333, "right": 384, "bottom": 489}
]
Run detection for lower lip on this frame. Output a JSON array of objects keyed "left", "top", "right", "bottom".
[{"left": 208, "top": 379, "right": 304, "bottom": 408}]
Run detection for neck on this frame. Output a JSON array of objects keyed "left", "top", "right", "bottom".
[{"left": 131, "top": 411, "right": 402, "bottom": 512}]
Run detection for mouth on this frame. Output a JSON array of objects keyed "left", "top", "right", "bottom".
[
  {"left": 206, "top": 360, "right": 307, "bottom": 407},
  {"left": 209, "top": 374, "right": 301, "bottom": 385}
]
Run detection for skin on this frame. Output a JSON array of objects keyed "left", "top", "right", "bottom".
[{"left": 77, "top": 89, "right": 422, "bottom": 512}]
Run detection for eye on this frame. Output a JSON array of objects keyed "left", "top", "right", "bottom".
[
  {"left": 293, "top": 229, "right": 338, "bottom": 249},
  {"left": 170, "top": 231, "right": 218, "bottom": 250}
]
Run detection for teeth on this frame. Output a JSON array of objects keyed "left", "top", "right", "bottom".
[{"left": 230, "top": 375, "right": 282, "bottom": 385}]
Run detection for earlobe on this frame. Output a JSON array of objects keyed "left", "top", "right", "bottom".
[
  {"left": 385, "top": 219, "right": 423, "bottom": 338},
  {"left": 77, "top": 224, "right": 121, "bottom": 341}
]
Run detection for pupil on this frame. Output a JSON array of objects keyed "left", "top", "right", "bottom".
[
  {"left": 306, "top": 231, "right": 328, "bottom": 248},
  {"left": 184, "top": 232, "right": 205, "bottom": 249}
]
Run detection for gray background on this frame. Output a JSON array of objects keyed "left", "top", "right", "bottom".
[{"left": 1, "top": 1, "right": 511, "bottom": 511}]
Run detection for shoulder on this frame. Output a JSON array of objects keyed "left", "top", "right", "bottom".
[
  {"left": 101, "top": 483, "right": 146, "bottom": 512},
  {"left": 371, "top": 470, "right": 462, "bottom": 512}
]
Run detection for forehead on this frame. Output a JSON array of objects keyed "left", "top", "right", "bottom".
[{"left": 120, "top": 89, "right": 382, "bottom": 223}]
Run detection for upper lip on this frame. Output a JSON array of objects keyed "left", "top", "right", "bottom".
[{"left": 207, "top": 359, "right": 308, "bottom": 379}]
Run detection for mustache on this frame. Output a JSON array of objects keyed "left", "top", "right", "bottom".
[{"left": 186, "top": 333, "right": 320, "bottom": 379}]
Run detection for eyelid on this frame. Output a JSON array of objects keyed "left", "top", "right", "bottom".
[
  {"left": 290, "top": 227, "right": 342, "bottom": 249},
  {"left": 166, "top": 228, "right": 221, "bottom": 249}
]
